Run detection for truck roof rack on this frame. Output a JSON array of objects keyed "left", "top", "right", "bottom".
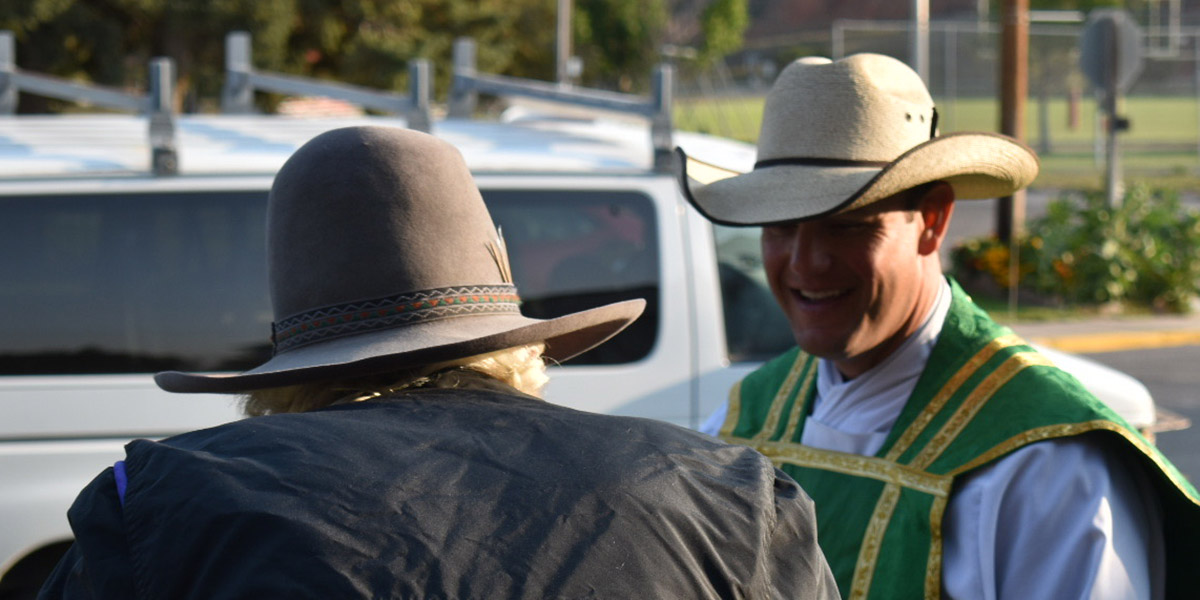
[
  {"left": 219, "top": 31, "right": 431, "bottom": 132},
  {"left": 0, "top": 31, "right": 179, "bottom": 176},
  {"left": 0, "top": 31, "right": 677, "bottom": 175},
  {"left": 448, "top": 37, "right": 674, "bottom": 172}
]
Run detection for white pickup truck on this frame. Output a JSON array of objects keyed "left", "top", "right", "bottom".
[{"left": 0, "top": 45, "right": 1158, "bottom": 598}]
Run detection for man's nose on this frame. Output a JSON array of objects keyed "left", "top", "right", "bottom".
[{"left": 789, "top": 230, "right": 832, "bottom": 274}]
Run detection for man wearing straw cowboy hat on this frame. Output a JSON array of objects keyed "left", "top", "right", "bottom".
[
  {"left": 679, "top": 54, "right": 1200, "bottom": 599},
  {"left": 39, "top": 127, "right": 839, "bottom": 599}
]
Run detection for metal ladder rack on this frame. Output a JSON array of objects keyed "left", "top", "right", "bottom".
[
  {"left": 0, "top": 31, "right": 675, "bottom": 175},
  {"left": 0, "top": 31, "right": 179, "bottom": 175},
  {"left": 220, "top": 31, "right": 432, "bottom": 132},
  {"left": 448, "top": 37, "right": 675, "bottom": 172}
]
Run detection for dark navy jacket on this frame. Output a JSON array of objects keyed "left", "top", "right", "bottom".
[{"left": 39, "top": 372, "right": 837, "bottom": 599}]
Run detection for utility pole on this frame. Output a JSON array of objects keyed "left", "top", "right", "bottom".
[
  {"left": 912, "top": 0, "right": 930, "bottom": 83},
  {"left": 997, "top": 0, "right": 1029, "bottom": 242},
  {"left": 556, "top": 0, "right": 573, "bottom": 85}
]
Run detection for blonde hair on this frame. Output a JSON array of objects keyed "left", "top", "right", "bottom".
[{"left": 241, "top": 343, "right": 549, "bottom": 417}]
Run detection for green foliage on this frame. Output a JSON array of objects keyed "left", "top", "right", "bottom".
[
  {"left": 573, "top": 0, "right": 667, "bottom": 91},
  {"left": 0, "top": 0, "right": 562, "bottom": 111},
  {"left": 951, "top": 236, "right": 1040, "bottom": 292},
  {"left": 1, "top": 1, "right": 129, "bottom": 106},
  {"left": 673, "top": 93, "right": 762, "bottom": 141},
  {"left": 697, "top": 0, "right": 748, "bottom": 67},
  {"left": 287, "top": 0, "right": 555, "bottom": 103},
  {"left": 952, "top": 185, "right": 1200, "bottom": 313}
]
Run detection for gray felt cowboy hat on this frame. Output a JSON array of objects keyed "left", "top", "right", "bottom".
[
  {"left": 678, "top": 53, "right": 1040, "bottom": 226},
  {"left": 156, "top": 126, "right": 644, "bottom": 393}
]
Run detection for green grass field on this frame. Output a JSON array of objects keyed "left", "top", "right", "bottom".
[{"left": 674, "top": 95, "right": 1200, "bottom": 192}]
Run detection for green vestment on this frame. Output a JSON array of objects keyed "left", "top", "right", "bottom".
[{"left": 720, "top": 281, "right": 1200, "bottom": 599}]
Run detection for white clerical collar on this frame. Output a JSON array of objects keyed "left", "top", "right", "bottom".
[{"left": 803, "top": 279, "right": 953, "bottom": 456}]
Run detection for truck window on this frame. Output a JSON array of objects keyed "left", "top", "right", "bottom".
[
  {"left": 0, "top": 191, "right": 273, "bottom": 375},
  {"left": 0, "top": 188, "right": 658, "bottom": 375},
  {"left": 711, "top": 224, "right": 794, "bottom": 362},
  {"left": 485, "top": 190, "right": 659, "bottom": 365}
]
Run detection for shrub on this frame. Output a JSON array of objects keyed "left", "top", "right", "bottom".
[{"left": 951, "top": 185, "right": 1200, "bottom": 313}]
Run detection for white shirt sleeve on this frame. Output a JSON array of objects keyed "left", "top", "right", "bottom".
[
  {"left": 699, "top": 401, "right": 729, "bottom": 437},
  {"left": 942, "top": 435, "right": 1164, "bottom": 600}
]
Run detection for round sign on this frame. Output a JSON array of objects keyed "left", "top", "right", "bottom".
[{"left": 1080, "top": 9, "right": 1144, "bottom": 94}]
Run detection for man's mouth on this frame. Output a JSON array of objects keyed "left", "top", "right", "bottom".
[{"left": 795, "top": 288, "right": 850, "bottom": 303}]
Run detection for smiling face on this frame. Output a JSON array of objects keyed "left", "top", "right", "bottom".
[{"left": 760, "top": 185, "right": 954, "bottom": 378}]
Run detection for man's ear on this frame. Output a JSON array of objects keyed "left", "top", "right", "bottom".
[{"left": 917, "top": 182, "right": 955, "bottom": 256}]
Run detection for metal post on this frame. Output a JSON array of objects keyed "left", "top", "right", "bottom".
[
  {"left": 1194, "top": 34, "right": 1200, "bottom": 165},
  {"left": 944, "top": 24, "right": 957, "bottom": 131},
  {"left": 0, "top": 31, "right": 14, "bottom": 114},
  {"left": 651, "top": 64, "right": 674, "bottom": 172},
  {"left": 998, "top": 0, "right": 1029, "bottom": 317},
  {"left": 407, "top": 59, "right": 431, "bottom": 133},
  {"left": 556, "top": 0, "right": 573, "bottom": 85},
  {"left": 1094, "top": 89, "right": 1104, "bottom": 168},
  {"left": 1170, "top": 0, "right": 1182, "bottom": 55},
  {"left": 449, "top": 37, "right": 477, "bottom": 118},
  {"left": 912, "top": 0, "right": 930, "bottom": 83},
  {"left": 221, "top": 31, "right": 254, "bottom": 113},
  {"left": 997, "top": 0, "right": 1029, "bottom": 243},
  {"left": 1103, "top": 30, "right": 1122, "bottom": 208},
  {"left": 148, "top": 57, "right": 178, "bottom": 175},
  {"left": 832, "top": 21, "right": 845, "bottom": 60},
  {"left": 1104, "top": 109, "right": 1122, "bottom": 207},
  {"left": 1037, "top": 68, "right": 1051, "bottom": 154}
]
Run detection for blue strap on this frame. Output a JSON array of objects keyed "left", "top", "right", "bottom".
[{"left": 113, "top": 460, "right": 128, "bottom": 506}]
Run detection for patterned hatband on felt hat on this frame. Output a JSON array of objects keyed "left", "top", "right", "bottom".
[
  {"left": 678, "top": 53, "right": 1040, "bottom": 226},
  {"left": 155, "top": 126, "right": 644, "bottom": 393}
]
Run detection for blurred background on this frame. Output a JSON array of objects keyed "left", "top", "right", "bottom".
[
  {"left": 3, "top": 0, "right": 1198, "bottom": 471},
  {"left": 7, "top": 1, "right": 1200, "bottom": 192}
]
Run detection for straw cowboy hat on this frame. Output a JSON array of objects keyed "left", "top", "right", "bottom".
[
  {"left": 678, "top": 53, "right": 1040, "bottom": 226},
  {"left": 156, "top": 126, "right": 644, "bottom": 393}
]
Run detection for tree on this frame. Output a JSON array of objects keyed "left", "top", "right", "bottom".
[
  {"left": 288, "top": 0, "right": 559, "bottom": 101},
  {"left": 573, "top": 0, "right": 669, "bottom": 91},
  {"left": 0, "top": 0, "right": 560, "bottom": 112},
  {"left": 697, "top": 0, "right": 748, "bottom": 67},
  {"left": 2, "top": 0, "right": 302, "bottom": 111}
]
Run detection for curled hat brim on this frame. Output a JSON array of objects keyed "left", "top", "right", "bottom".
[
  {"left": 679, "top": 131, "right": 1039, "bottom": 226},
  {"left": 155, "top": 299, "right": 644, "bottom": 394}
]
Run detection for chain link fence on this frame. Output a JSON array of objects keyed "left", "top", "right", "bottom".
[{"left": 674, "top": 20, "right": 1200, "bottom": 187}]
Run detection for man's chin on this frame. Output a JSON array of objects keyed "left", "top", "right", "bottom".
[{"left": 792, "top": 334, "right": 853, "bottom": 362}]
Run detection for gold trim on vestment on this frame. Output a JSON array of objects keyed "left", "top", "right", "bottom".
[
  {"left": 725, "top": 320, "right": 1200, "bottom": 600},
  {"left": 948, "top": 421, "right": 1200, "bottom": 506},
  {"left": 719, "top": 380, "right": 743, "bottom": 439},
  {"left": 752, "top": 352, "right": 810, "bottom": 443},
  {"left": 756, "top": 443, "right": 953, "bottom": 497},
  {"left": 926, "top": 495, "right": 948, "bottom": 600},
  {"left": 850, "top": 483, "right": 902, "bottom": 599},
  {"left": 884, "top": 334, "right": 1024, "bottom": 461},
  {"left": 781, "top": 361, "right": 819, "bottom": 442},
  {"left": 912, "top": 351, "right": 1054, "bottom": 469}
]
